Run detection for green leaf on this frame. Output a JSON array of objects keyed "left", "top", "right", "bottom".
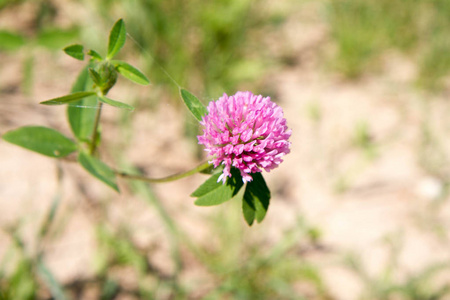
[
  {"left": 63, "top": 44, "right": 84, "bottom": 60},
  {"left": 88, "top": 49, "right": 103, "bottom": 60},
  {"left": 88, "top": 68, "right": 102, "bottom": 86},
  {"left": 242, "top": 172, "right": 271, "bottom": 225},
  {"left": 99, "top": 95, "right": 134, "bottom": 111},
  {"left": 71, "top": 65, "right": 91, "bottom": 93},
  {"left": 112, "top": 60, "right": 150, "bottom": 85},
  {"left": 67, "top": 66, "right": 98, "bottom": 142},
  {"left": 36, "top": 27, "right": 79, "bottom": 50},
  {"left": 191, "top": 173, "right": 221, "bottom": 197},
  {"left": 38, "top": 195, "right": 61, "bottom": 239},
  {"left": 40, "top": 91, "right": 96, "bottom": 105},
  {"left": 199, "top": 163, "right": 217, "bottom": 175},
  {"left": 2, "top": 126, "right": 77, "bottom": 158},
  {"left": 0, "top": 30, "right": 26, "bottom": 51},
  {"left": 192, "top": 168, "right": 243, "bottom": 206},
  {"left": 242, "top": 192, "right": 256, "bottom": 226},
  {"left": 37, "top": 261, "right": 68, "bottom": 300},
  {"left": 107, "top": 19, "right": 126, "bottom": 59},
  {"left": 78, "top": 152, "right": 119, "bottom": 192},
  {"left": 180, "top": 89, "right": 208, "bottom": 121}
]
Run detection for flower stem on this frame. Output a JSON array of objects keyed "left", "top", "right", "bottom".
[
  {"left": 89, "top": 100, "right": 103, "bottom": 155},
  {"left": 115, "top": 161, "right": 212, "bottom": 183}
]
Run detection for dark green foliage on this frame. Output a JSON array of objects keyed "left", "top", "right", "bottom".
[{"left": 242, "top": 172, "right": 271, "bottom": 226}]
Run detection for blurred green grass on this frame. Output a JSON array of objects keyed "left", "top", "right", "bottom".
[
  {"left": 327, "top": 0, "right": 450, "bottom": 89},
  {"left": 88, "top": 0, "right": 276, "bottom": 100}
]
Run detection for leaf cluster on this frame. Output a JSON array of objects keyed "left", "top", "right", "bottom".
[
  {"left": 2, "top": 19, "right": 150, "bottom": 192},
  {"left": 191, "top": 169, "right": 271, "bottom": 226}
]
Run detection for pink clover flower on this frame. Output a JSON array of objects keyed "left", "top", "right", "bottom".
[{"left": 198, "top": 91, "right": 291, "bottom": 183}]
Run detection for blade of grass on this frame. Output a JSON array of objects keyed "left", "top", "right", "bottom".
[{"left": 37, "top": 261, "right": 68, "bottom": 300}]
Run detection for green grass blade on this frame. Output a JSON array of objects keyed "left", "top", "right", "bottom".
[
  {"left": 37, "top": 261, "right": 68, "bottom": 300},
  {"left": 38, "top": 195, "right": 61, "bottom": 239}
]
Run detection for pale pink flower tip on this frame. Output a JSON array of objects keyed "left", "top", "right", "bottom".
[{"left": 198, "top": 91, "right": 292, "bottom": 183}]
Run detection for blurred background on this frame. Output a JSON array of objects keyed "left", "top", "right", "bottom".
[{"left": 1, "top": 0, "right": 450, "bottom": 299}]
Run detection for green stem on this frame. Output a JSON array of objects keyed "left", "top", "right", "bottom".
[
  {"left": 115, "top": 161, "right": 212, "bottom": 183},
  {"left": 89, "top": 100, "right": 103, "bottom": 155}
]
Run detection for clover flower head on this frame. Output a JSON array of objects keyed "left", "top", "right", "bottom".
[{"left": 198, "top": 91, "right": 292, "bottom": 183}]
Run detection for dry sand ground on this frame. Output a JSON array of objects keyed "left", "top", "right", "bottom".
[{"left": 2, "top": 1, "right": 450, "bottom": 299}]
